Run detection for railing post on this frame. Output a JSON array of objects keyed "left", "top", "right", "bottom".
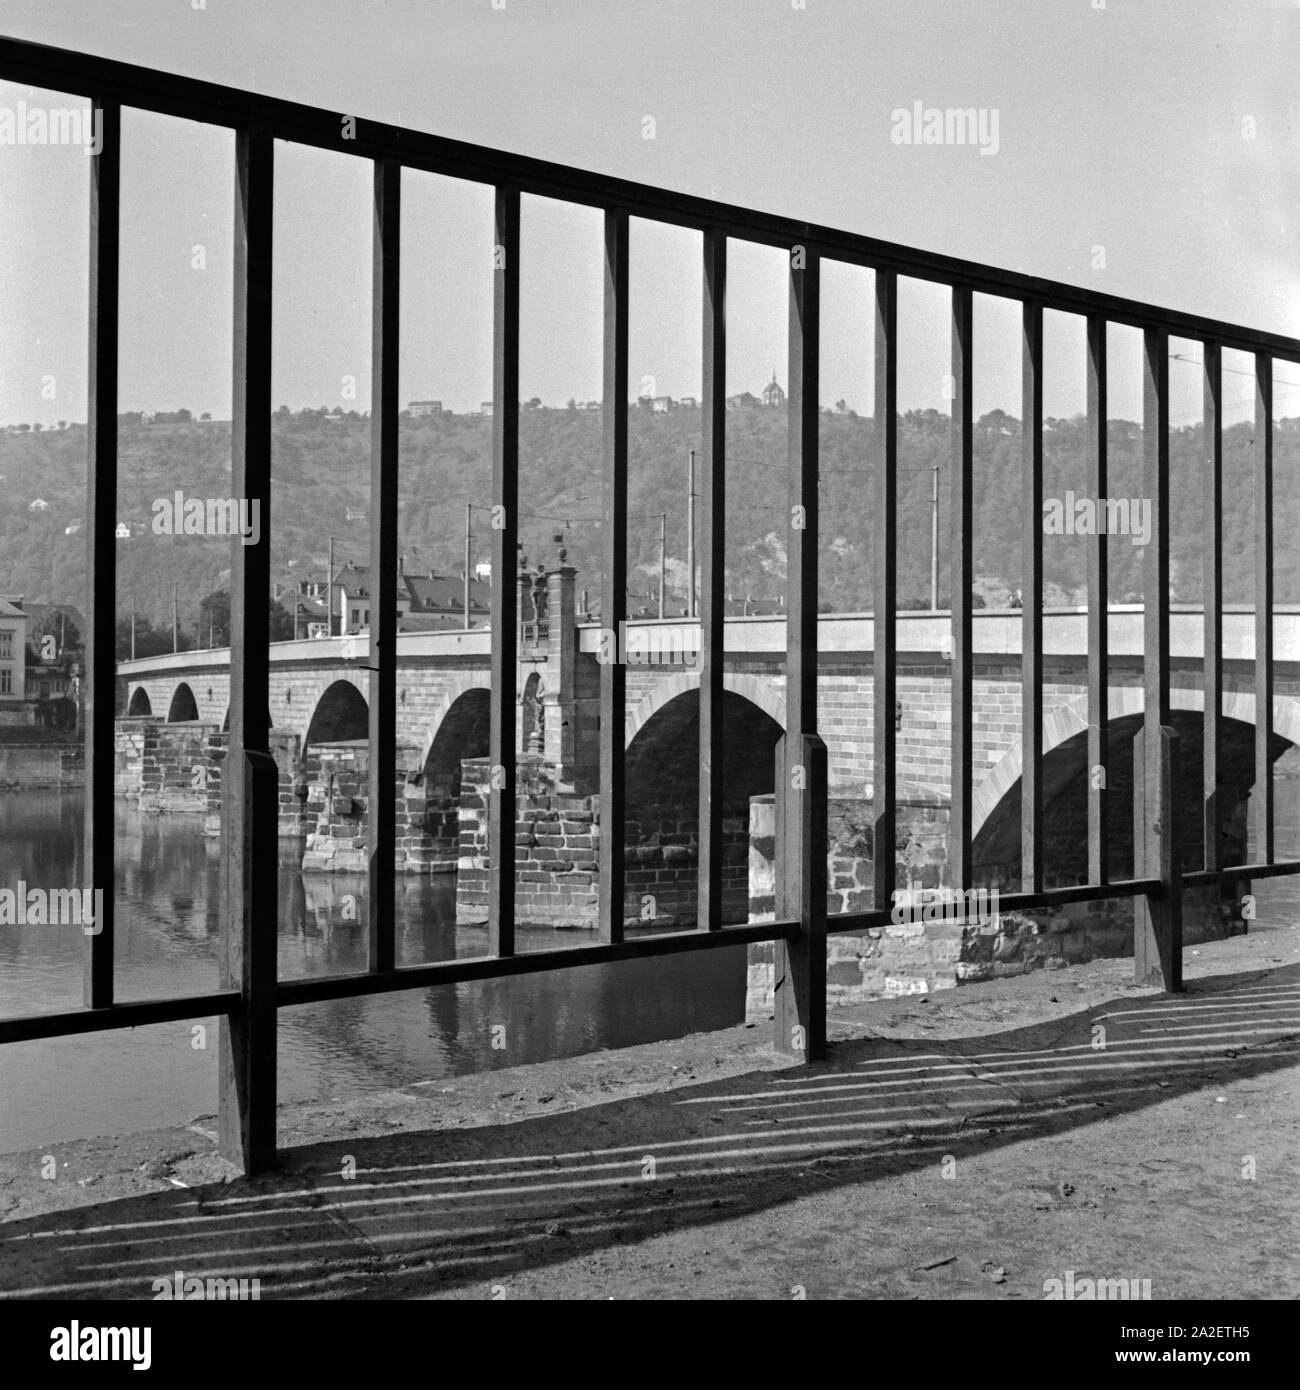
[
  {"left": 774, "top": 239, "right": 824, "bottom": 1060},
  {"left": 1136, "top": 327, "right": 1179, "bottom": 992},
  {"left": 1253, "top": 354, "right": 1274, "bottom": 863},
  {"left": 597, "top": 207, "right": 629, "bottom": 944},
  {"left": 219, "top": 748, "right": 279, "bottom": 1171},
  {"left": 1133, "top": 725, "right": 1183, "bottom": 991},
  {"left": 949, "top": 286, "right": 973, "bottom": 889},
  {"left": 220, "top": 124, "right": 277, "bottom": 1174},
  {"left": 1202, "top": 342, "right": 1222, "bottom": 874},
  {"left": 774, "top": 732, "right": 827, "bottom": 1059},
  {"left": 1086, "top": 316, "right": 1110, "bottom": 885},
  {"left": 871, "top": 269, "right": 897, "bottom": 913},
  {"left": 488, "top": 185, "right": 520, "bottom": 958},
  {"left": 84, "top": 99, "right": 120, "bottom": 1009},
  {"left": 697, "top": 229, "right": 726, "bottom": 930},
  {"left": 1020, "top": 300, "right": 1043, "bottom": 892},
  {"left": 368, "top": 157, "right": 400, "bottom": 973}
]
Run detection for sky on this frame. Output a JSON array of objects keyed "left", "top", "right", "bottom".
[{"left": 0, "top": 0, "right": 1298, "bottom": 427}]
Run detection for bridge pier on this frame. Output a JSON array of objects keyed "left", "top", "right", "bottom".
[
  {"left": 299, "top": 738, "right": 464, "bottom": 874},
  {"left": 200, "top": 730, "right": 310, "bottom": 839},
  {"left": 113, "top": 716, "right": 219, "bottom": 814}
]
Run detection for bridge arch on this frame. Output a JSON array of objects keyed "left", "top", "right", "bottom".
[
  {"left": 624, "top": 686, "right": 785, "bottom": 924},
  {"left": 416, "top": 673, "right": 497, "bottom": 776},
  {"left": 422, "top": 687, "right": 491, "bottom": 795},
  {"left": 304, "top": 679, "right": 369, "bottom": 748},
  {"left": 624, "top": 670, "right": 786, "bottom": 747},
  {"left": 972, "top": 687, "right": 1300, "bottom": 839},
  {"left": 127, "top": 686, "right": 152, "bottom": 717},
  {"left": 626, "top": 686, "right": 785, "bottom": 819},
  {"left": 166, "top": 682, "right": 199, "bottom": 722}
]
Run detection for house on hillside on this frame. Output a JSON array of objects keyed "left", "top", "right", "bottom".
[
  {"left": 333, "top": 561, "right": 371, "bottom": 634},
  {"left": 330, "top": 562, "right": 492, "bottom": 635},
  {"left": 400, "top": 570, "right": 491, "bottom": 630},
  {"left": 287, "top": 579, "right": 330, "bottom": 638},
  {"left": 21, "top": 602, "right": 86, "bottom": 659},
  {"left": 408, "top": 400, "right": 442, "bottom": 417}
]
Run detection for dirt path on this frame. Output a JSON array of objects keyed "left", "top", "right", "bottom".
[{"left": 2, "top": 922, "right": 1297, "bottom": 1300}]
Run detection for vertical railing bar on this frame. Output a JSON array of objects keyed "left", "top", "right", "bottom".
[
  {"left": 1202, "top": 342, "right": 1222, "bottom": 872},
  {"left": 220, "top": 124, "right": 277, "bottom": 1172},
  {"left": 1143, "top": 330, "right": 1170, "bottom": 739},
  {"left": 367, "top": 158, "right": 400, "bottom": 974},
  {"left": 488, "top": 186, "right": 520, "bottom": 958},
  {"left": 697, "top": 230, "right": 726, "bottom": 930},
  {"left": 1254, "top": 353, "right": 1274, "bottom": 864},
  {"left": 950, "top": 287, "right": 973, "bottom": 890},
  {"left": 785, "top": 248, "right": 820, "bottom": 803},
  {"left": 1135, "top": 326, "right": 1180, "bottom": 989},
  {"left": 871, "top": 270, "right": 898, "bottom": 912},
  {"left": 1086, "top": 315, "right": 1109, "bottom": 885},
  {"left": 773, "top": 243, "right": 825, "bottom": 1060},
  {"left": 598, "top": 207, "right": 629, "bottom": 945},
  {"left": 84, "top": 99, "right": 120, "bottom": 1010},
  {"left": 1021, "top": 300, "right": 1044, "bottom": 894}
]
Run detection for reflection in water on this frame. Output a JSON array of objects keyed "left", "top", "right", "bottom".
[
  {"left": 1, "top": 778, "right": 1297, "bottom": 1154},
  {"left": 0, "top": 795, "right": 745, "bottom": 1151}
]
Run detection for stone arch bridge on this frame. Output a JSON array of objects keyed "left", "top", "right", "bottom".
[{"left": 117, "top": 588, "right": 1299, "bottom": 965}]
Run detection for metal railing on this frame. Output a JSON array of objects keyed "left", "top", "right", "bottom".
[{"left": 2, "top": 34, "right": 1298, "bottom": 1174}]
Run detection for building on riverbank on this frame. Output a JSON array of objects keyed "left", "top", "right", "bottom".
[{"left": 0, "top": 597, "right": 29, "bottom": 722}]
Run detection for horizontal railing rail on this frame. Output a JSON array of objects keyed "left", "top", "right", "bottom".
[{"left": 2, "top": 33, "right": 1297, "bottom": 1173}]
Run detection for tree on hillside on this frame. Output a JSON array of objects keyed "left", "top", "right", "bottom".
[
  {"left": 198, "top": 588, "right": 296, "bottom": 646},
  {"left": 116, "top": 614, "right": 174, "bottom": 660},
  {"left": 29, "top": 613, "right": 83, "bottom": 664}
]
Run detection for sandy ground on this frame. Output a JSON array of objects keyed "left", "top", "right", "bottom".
[{"left": 1, "top": 921, "right": 1298, "bottom": 1301}]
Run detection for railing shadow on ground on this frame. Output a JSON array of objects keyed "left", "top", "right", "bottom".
[{"left": 2, "top": 965, "right": 1297, "bottom": 1299}]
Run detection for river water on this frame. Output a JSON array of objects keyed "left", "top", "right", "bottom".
[
  {"left": 0, "top": 794, "right": 746, "bottom": 1152},
  {"left": 2, "top": 785, "right": 1297, "bottom": 1154}
]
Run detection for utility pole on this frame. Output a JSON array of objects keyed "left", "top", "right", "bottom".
[
  {"left": 129, "top": 594, "right": 136, "bottom": 661},
  {"left": 930, "top": 463, "right": 940, "bottom": 612},
  {"left": 464, "top": 503, "right": 472, "bottom": 631},
  {"left": 658, "top": 512, "right": 666, "bottom": 619},
  {"left": 327, "top": 535, "right": 334, "bottom": 637},
  {"left": 172, "top": 581, "right": 179, "bottom": 653},
  {"left": 687, "top": 448, "right": 696, "bottom": 618}
]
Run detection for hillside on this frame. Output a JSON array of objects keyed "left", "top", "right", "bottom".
[{"left": 2, "top": 404, "right": 1296, "bottom": 636}]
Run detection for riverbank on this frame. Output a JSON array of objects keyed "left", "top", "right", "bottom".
[{"left": 1, "top": 915, "right": 1297, "bottom": 1300}]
